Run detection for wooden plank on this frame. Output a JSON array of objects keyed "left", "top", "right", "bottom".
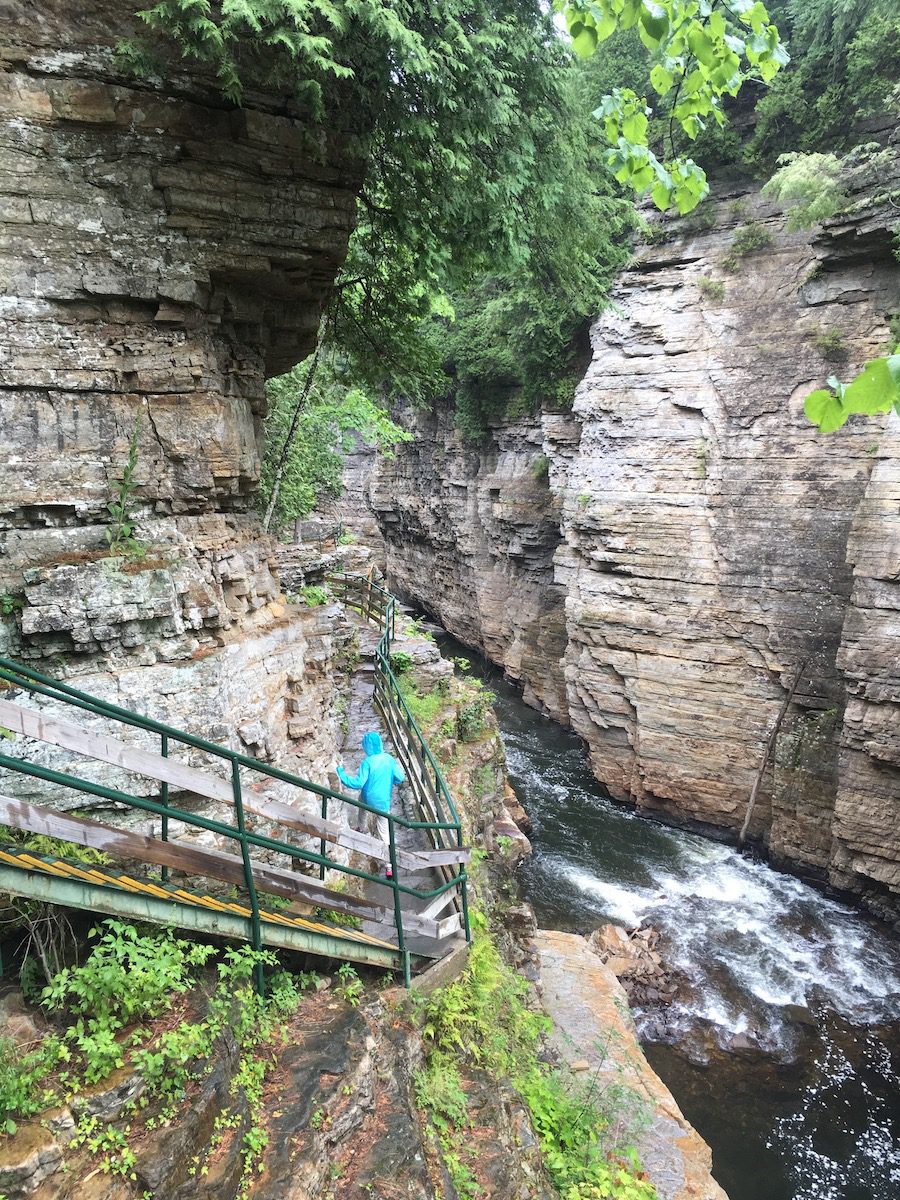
[
  {"left": 415, "top": 847, "right": 470, "bottom": 867},
  {"left": 0, "top": 697, "right": 433, "bottom": 872},
  {"left": 0, "top": 793, "right": 378, "bottom": 917},
  {"left": 0, "top": 697, "right": 233, "bottom": 804},
  {"left": 420, "top": 889, "right": 458, "bottom": 920},
  {"left": 0, "top": 795, "right": 454, "bottom": 940}
]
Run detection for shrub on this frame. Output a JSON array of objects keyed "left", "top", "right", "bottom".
[
  {"left": 0, "top": 1035, "right": 66, "bottom": 1134},
  {"left": 731, "top": 222, "right": 773, "bottom": 257},
  {"left": 530, "top": 454, "right": 549, "bottom": 480},
  {"left": 456, "top": 680, "right": 495, "bottom": 743},
  {"left": 812, "top": 327, "right": 846, "bottom": 360},
  {"left": 389, "top": 651, "right": 413, "bottom": 675},
  {"left": 698, "top": 277, "right": 725, "bottom": 303},
  {"left": 762, "top": 152, "right": 846, "bottom": 231},
  {"left": 42, "top": 921, "right": 215, "bottom": 1083},
  {"left": 295, "top": 585, "right": 330, "bottom": 607}
]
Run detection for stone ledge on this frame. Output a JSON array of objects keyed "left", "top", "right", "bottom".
[{"left": 534, "top": 928, "right": 728, "bottom": 1200}]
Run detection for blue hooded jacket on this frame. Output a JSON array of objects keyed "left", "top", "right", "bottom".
[{"left": 336, "top": 731, "right": 405, "bottom": 814}]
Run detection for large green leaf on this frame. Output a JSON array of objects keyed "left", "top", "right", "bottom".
[
  {"left": 572, "top": 24, "right": 599, "bottom": 56},
  {"left": 804, "top": 388, "right": 848, "bottom": 433},
  {"left": 650, "top": 62, "right": 674, "bottom": 95},
  {"left": 842, "top": 357, "right": 900, "bottom": 415}
]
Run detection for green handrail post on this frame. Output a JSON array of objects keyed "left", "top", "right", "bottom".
[
  {"left": 319, "top": 793, "right": 328, "bottom": 881},
  {"left": 160, "top": 733, "right": 169, "bottom": 883},
  {"left": 387, "top": 815, "right": 409, "bottom": 985},
  {"left": 231, "top": 759, "right": 265, "bottom": 996}
]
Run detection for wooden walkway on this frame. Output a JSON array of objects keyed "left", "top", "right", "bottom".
[
  {"left": 342, "top": 618, "right": 467, "bottom": 961},
  {"left": 0, "top": 578, "right": 470, "bottom": 984}
]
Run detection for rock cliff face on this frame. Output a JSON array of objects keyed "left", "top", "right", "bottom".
[
  {"left": 366, "top": 154, "right": 900, "bottom": 917},
  {"left": 368, "top": 408, "right": 573, "bottom": 721},
  {"left": 0, "top": 0, "right": 364, "bottom": 800}
]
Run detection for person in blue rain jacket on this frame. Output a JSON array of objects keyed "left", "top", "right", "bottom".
[{"left": 336, "top": 731, "right": 405, "bottom": 878}]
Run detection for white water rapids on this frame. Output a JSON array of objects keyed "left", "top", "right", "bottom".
[{"left": 471, "top": 651, "right": 900, "bottom": 1200}]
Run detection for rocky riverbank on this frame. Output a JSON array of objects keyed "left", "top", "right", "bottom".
[{"left": 0, "top": 587, "right": 728, "bottom": 1200}]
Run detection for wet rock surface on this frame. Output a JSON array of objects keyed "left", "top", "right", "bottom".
[
  {"left": 368, "top": 407, "right": 572, "bottom": 723},
  {"left": 587, "top": 923, "right": 685, "bottom": 1009},
  {"left": 535, "top": 929, "right": 728, "bottom": 1200}
]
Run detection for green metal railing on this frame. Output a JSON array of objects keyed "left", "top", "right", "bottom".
[
  {"left": 329, "top": 574, "right": 470, "bottom": 941},
  {"left": 0, "top": 579, "right": 471, "bottom": 986}
]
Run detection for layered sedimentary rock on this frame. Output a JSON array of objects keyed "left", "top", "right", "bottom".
[
  {"left": 555, "top": 163, "right": 899, "bottom": 907},
  {"left": 0, "top": 0, "right": 364, "bottom": 803},
  {"left": 367, "top": 142, "right": 900, "bottom": 914},
  {"left": 369, "top": 408, "right": 572, "bottom": 720}
]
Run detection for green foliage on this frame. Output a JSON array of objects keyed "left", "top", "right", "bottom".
[
  {"left": 530, "top": 454, "right": 550, "bottom": 481},
  {"left": 389, "top": 651, "right": 413, "bottom": 676},
  {"left": 559, "top": 0, "right": 789, "bottom": 212},
  {"left": 812, "top": 327, "right": 846, "bottom": 360},
  {"left": 42, "top": 920, "right": 216, "bottom": 1083},
  {"left": 0, "top": 825, "right": 109, "bottom": 868},
  {"left": 260, "top": 361, "right": 410, "bottom": 534},
  {"left": 456, "top": 680, "right": 496, "bottom": 744},
  {"left": 70, "top": 1114, "right": 137, "bottom": 1181},
  {"left": 336, "top": 962, "right": 364, "bottom": 1007},
  {"left": 762, "top": 152, "right": 846, "bottom": 229},
  {"left": 0, "top": 592, "right": 23, "bottom": 617},
  {"left": 397, "top": 676, "right": 448, "bottom": 732},
  {"left": 803, "top": 357, "right": 900, "bottom": 432},
  {"left": 105, "top": 419, "right": 146, "bottom": 560},
  {"left": 404, "top": 617, "right": 434, "bottom": 642},
  {"left": 745, "top": 0, "right": 900, "bottom": 166},
  {"left": 698, "top": 277, "right": 725, "bottom": 302},
  {"left": 731, "top": 221, "right": 773, "bottom": 256},
  {"left": 294, "top": 584, "right": 330, "bottom": 607},
  {"left": 0, "top": 1034, "right": 66, "bottom": 1134},
  {"left": 416, "top": 929, "right": 654, "bottom": 1200},
  {"left": 313, "top": 906, "right": 362, "bottom": 930}
]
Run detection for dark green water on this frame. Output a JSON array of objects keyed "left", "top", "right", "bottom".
[{"left": 438, "top": 634, "right": 900, "bottom": 1200}]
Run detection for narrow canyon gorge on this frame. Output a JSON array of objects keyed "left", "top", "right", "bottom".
[{"left": 359, "top": 140, "right": 900, "bottom": 922}]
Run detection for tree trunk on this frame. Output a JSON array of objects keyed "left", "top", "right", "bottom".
[
  {"left": 262, "top": 338, "right": 324, "bottom": 533},
  {"left": 738, "top": 655, "right": 812, "bottom": 848}
]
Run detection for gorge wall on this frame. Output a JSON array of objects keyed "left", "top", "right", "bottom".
[
  {"left": 0, "top": 0, "right": 364, "bottom": 810},
  {"left": 363, "top": 148, "right": 900, "bottom": 919}
]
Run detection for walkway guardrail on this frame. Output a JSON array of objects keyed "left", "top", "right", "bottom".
[
  {"left": 0, "top": 608, "right": 470, "bottom": 987},
  {"left": 328, "top": 573, "right": 470, "bottom": 935}
]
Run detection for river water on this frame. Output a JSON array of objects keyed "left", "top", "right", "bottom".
[{"left": 438, "top": 635, "right": 900, "bottom": 1200}]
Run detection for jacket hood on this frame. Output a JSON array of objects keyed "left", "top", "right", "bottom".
[{"left": 362, "top": 731, "right": 383, "bottom": 756}]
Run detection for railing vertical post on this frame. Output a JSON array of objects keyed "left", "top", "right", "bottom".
[
  {"left": 319, "top": 794, "right": 328, "bottom": 881},
  {"left": 160, "top": 733, "right": 169, "bottom": 883},
  {"left": 388, "top": 816, "right": 409, "bottom": 985},
  {"left": 231, "top": 759, "right": 265, "bottom": 996},
  {"left": 458, "top": 822, "right": 471, "bottom": 943}
]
